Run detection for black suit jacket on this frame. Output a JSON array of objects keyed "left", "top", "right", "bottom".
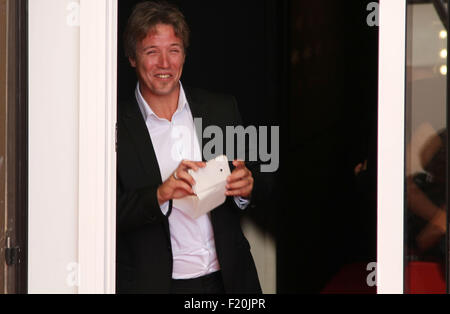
[{"left": 116, "top": 86, "right": 262, "bottom": 294}]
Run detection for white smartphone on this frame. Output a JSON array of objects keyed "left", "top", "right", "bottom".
[{"left": 189, "top": 155, "right": 231, "bottom": 195}]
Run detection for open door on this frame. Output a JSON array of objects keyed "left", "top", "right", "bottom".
[{"left": 404, "top": 0, "right": 449, "bottom": 294}]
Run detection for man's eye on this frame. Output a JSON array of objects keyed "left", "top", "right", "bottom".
[
  {"left": 146, "top": 51, "right": 156, "bottom": 55},
  {"left": 170, "top": 50, "right": 180, "bottom": 54}
]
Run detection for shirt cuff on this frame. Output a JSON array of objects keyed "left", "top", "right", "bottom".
[
  {"left": 234, "top": 196, "right": 250, "bottom": 210},
  {"left": 160, "top": 201, "right": 170, "bottom": 216}
]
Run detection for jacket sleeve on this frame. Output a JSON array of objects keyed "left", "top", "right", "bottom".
[
  {"left": 117, "top": 177, "right": 166, "bottom": 234},
  {"left": 229, "top": 95, "right": 262, "bottom": 211}
]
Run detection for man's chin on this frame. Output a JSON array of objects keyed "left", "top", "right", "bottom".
[
  {"left": 153, "top": 90, "right": 175, "bottom": 97},
  {"left": 151, "top": 83, "right": 179, "bottom": 97}
]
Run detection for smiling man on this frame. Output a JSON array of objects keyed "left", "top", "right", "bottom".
[
  {"left": 117, "top": 1, "right": 261, "bottom": 294},
  {"left": 129, "top": 23, "right": 185, "bottom": 120}
]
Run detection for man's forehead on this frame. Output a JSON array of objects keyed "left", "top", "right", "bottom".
[{"left": 140, "top": 24, "right": 182, "bottom": 43}]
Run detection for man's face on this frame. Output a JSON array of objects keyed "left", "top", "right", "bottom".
[{"left": 130, "top": 24, "right": 185, "bottom": 98}]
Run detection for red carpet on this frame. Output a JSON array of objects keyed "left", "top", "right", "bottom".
[{"left": 321, "top": 263, "right": 377, "bottom": 294}]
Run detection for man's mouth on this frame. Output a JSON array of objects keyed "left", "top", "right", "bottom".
[{"left": 155, "top": 74, "right": 172, "bottom": 79}]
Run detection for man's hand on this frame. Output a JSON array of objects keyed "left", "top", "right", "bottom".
[
  {"left": 157, "top": 160, "right": 206, "bottom": 205},
  {"left": 226, "top": 160, "right": 254, "bottom": 199}
]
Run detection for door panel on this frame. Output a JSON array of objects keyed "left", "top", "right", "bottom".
[{"left": 404, "top": 0, "right": 448, "bottom": 294}]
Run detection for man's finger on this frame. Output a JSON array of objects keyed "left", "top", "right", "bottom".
[
  {"left": 174, "top": 170, "right": 196, "bottom": 187},
  {"left": 225, "top": 186, "right": 252, "bottom": 197},
  {"left": 226, "top": 177, "right": 252, "bottom": 190},
  {"left": 233, "top": 160, "right": 246, "bottom": 168},
  {"left": 228, "top": 168, "right": 251, "bottom": 183},
  {"left": 180, "top": 160, "right": 207, "bottom": 172},
  {"left": 174, "top": 180, "right": 195, "bottom": 195}
]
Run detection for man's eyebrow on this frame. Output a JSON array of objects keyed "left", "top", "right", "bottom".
[
  {"left": 142, "top": 45, "right": 158, "bottom": 51},
  {"left": 141, "top": 43, "right": 182, "bottom": 50}
]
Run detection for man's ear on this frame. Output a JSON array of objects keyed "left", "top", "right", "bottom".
[{"left": 129, "top": 56, "right": 137, "bottom": 68}]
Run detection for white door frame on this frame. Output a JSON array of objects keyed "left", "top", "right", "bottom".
[
  {"left": 78, "top": 0, "right": 117, "bottom": 294},
  {"left": 76, "top": 0, "right": 408, "bottom": 294},
  {"left": 377, "top": 0, "right": 406, "bottom": 294}
]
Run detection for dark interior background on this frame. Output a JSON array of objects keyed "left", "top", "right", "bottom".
[{"left": 118, "top": 0, "right": 379, "bottom": 293}]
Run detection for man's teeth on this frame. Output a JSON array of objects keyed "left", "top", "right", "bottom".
[{"left": 156, "top": 74, "right": 171, "bottom": 79}]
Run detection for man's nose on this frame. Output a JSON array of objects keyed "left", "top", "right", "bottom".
[{"left": 157, "top": 52, "right": 170, "bottom": 68}]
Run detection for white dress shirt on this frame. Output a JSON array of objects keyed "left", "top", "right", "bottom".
[{"left": 135, "top": 82, "right": 248, "bottom": 280}]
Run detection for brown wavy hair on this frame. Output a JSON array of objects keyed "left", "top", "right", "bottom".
[{"left": 124, "top": 1, "right": 190, "bottom": 59}]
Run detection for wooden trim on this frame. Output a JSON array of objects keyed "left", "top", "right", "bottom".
[
  {"left": 0, "top": 0, "right": 28, "bottom": 294},
  {"left": 14, "top": 0, "right": 28, "bottom": 294},
  {"left": 0, "top": 0, "right": 8, "bottom": 294}
]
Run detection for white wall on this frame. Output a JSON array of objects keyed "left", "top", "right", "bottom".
[{"left": 28, "top": 0, "right": 80, "bottom": 294}]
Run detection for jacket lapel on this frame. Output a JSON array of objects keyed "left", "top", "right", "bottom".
[
  {"left": 121, "top": 97, "right": 173, "bottom": 245},
  {"left": 121, "top": 96, "right": 163, "bottom": 184}
]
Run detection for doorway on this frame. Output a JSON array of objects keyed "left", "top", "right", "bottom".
[
  {"left": 117, "top": 0, "right": 284, "bottom": 294},
  {"left": 117, "top": 0, "right": 379, "bottom": 294}
]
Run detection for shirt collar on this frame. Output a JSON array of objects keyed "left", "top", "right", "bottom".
[{"left": 135, "top": 81, "right": 188, "bottom": 122}]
